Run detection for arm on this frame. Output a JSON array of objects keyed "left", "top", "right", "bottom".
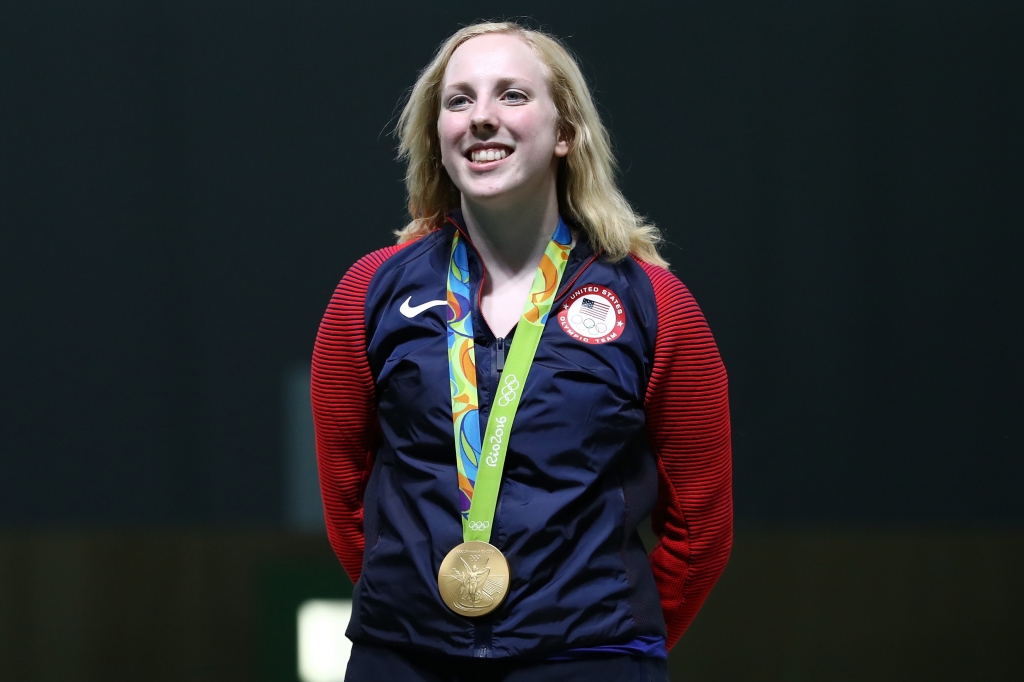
[
  {"left": 311, "top": 245, "right": 407, "bottom": 583},
  {"left": 636, "top": 259, "right": 733, "bottom": 649}
]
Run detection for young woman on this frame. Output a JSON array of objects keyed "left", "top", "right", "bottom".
[{"left": 312, "top": 21, "right": 732, "bottom": 681}]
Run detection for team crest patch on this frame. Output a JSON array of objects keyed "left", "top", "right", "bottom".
[{"left": 557, "top": 285, "right": 626, "bottom": 344}]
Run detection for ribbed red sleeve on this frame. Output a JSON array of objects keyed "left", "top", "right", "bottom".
[
  {"left": 311, "top": 242, "right": 413, "bottom": 583},
  {"left": 635, "top": 259, "right": 733, "bottom": 650}
]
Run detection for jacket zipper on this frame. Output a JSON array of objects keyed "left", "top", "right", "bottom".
[
  {"left": 445, "top": 220, "right": 598, "bottom": 658},
  {"left": 495, "top": 337, "right": 505, "bottom": 372}
]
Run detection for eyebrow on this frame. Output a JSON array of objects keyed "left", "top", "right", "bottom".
[{"left": 442, "top": 76, "right": 535, "bottom": 93}]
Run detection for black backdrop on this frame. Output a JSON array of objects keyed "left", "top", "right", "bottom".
[{"left": 2, "top": 1, "right": 1021, "bottom": 526}]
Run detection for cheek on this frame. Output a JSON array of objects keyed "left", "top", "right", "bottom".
[
  {"left": 436, "top": 115, "right": 461, "bottom": 163},
  {"left": 507, "top": 108, "right": 559, "bottom": 152}
]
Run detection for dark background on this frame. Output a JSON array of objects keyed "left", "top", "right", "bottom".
[{"left": 1, "top": 1, "right": 1022, "bottom": 679}]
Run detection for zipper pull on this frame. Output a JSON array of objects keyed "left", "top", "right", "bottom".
[{"left": 496, "top": 337, "right": 505, "bottom": 371}]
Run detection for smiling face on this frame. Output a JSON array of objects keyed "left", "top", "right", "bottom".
[{"left": 438, "top": 33, "right": 570, "bottom": 210}]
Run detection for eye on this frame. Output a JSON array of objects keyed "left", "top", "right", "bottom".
[
  {"left": 502, "top": 89, "right": 528, "bottom": 104},
  {"left": 446, "top": 94, "right": 471, "bottom": 110}
]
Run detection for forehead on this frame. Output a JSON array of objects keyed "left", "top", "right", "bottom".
[{"left": 442, "top": 33, "right": 549, "bottom": 89}]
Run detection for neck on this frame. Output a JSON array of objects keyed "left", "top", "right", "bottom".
[{"left": 460, "top": 182, "right": 561, "bottom": 283}]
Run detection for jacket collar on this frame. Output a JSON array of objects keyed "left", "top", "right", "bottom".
[{"left": 442, "top": 210, "right": 597, "bottom": 298}]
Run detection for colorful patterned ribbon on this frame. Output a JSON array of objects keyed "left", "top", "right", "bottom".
[{"left": 446, "top": 219, "right": 572, "bottom": 542}]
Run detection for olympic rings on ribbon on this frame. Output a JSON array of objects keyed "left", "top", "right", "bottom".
[
  {"left": 496, "top": 374, "right": 520, "bottom": 407},
  {"left": 467, "top": 521, "right": 490, "bottom": 531}
]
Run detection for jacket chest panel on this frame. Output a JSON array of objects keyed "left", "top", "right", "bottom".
[{"left": 371, "top": 309, "right": 646, "bottom": 477}]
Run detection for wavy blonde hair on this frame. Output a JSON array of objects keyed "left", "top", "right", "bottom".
[{"left": 394, "top": 21, "right": 667, "bottom": 267}]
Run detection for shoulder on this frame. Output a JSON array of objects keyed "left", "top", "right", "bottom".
[
  {"left": 342, "top": 234, "right": 437, "bottom": 290},
  {"left": 630, "top": 258, "right": 692, "bottom": 303},
  {"left": 630, "top": 256, "right": 708, "bottom": 323},
  {"left": 330, "top": 230, "right": 445, "bottom": 303},
  {"left": 628, "top": 257, "right": 721, "bottom": 370}
]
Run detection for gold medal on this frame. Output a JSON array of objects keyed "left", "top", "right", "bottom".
[{"left": 437, "top": 541, "right": 510, "bottom": 617}]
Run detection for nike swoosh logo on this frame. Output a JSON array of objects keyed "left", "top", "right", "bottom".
[{"left": 399, "top": 296, "right": 448, "bottom": 318}]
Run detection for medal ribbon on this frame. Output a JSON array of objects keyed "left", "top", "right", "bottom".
[{"left": 446, "top": 219, "right": 572, "bottom": 543}]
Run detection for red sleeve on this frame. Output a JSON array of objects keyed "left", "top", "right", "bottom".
[
  {"left": 635, "top": 259, "right": 733, "bottom": 649},
  {"left": 311, "top": 243, "right": 412, "bottom": 583}
]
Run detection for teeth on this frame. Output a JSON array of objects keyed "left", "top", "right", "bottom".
[{"left": 471, "top": 148, "right": 508, "bottom": 163}]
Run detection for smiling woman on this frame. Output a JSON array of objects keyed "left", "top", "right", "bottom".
[
  {"left": 312, "top": 21, "right": 732, "bottom": 682},
  {"left": 395, "top": 24, "right": 665, "bottom": 268}
]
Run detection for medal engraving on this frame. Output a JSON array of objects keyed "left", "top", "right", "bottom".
[{"left": 438, "top": 541, "right": 510, "bottom": 617}]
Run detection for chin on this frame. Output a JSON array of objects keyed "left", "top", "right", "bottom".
[
  {"left": 461, "top": 185, "right": 527, "bottom": 209},
  {"left": 459, "top": 173, "right": 546, "bottom": 207},
  {"left": 458, "top": 177, "right": 519, "bottom": 202}
]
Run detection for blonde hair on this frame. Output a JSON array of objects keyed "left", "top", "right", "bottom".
[{"left": 394, "top": 21, "right": 668, "bottom": 267}]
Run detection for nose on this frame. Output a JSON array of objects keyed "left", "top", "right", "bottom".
[{"left": 469, "top": 100, "right": 498, "bottom": 136}]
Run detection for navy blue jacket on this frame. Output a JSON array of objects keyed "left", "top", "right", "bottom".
[{"left": 312, "top": 217, "right": 732, "bottom": 658}]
